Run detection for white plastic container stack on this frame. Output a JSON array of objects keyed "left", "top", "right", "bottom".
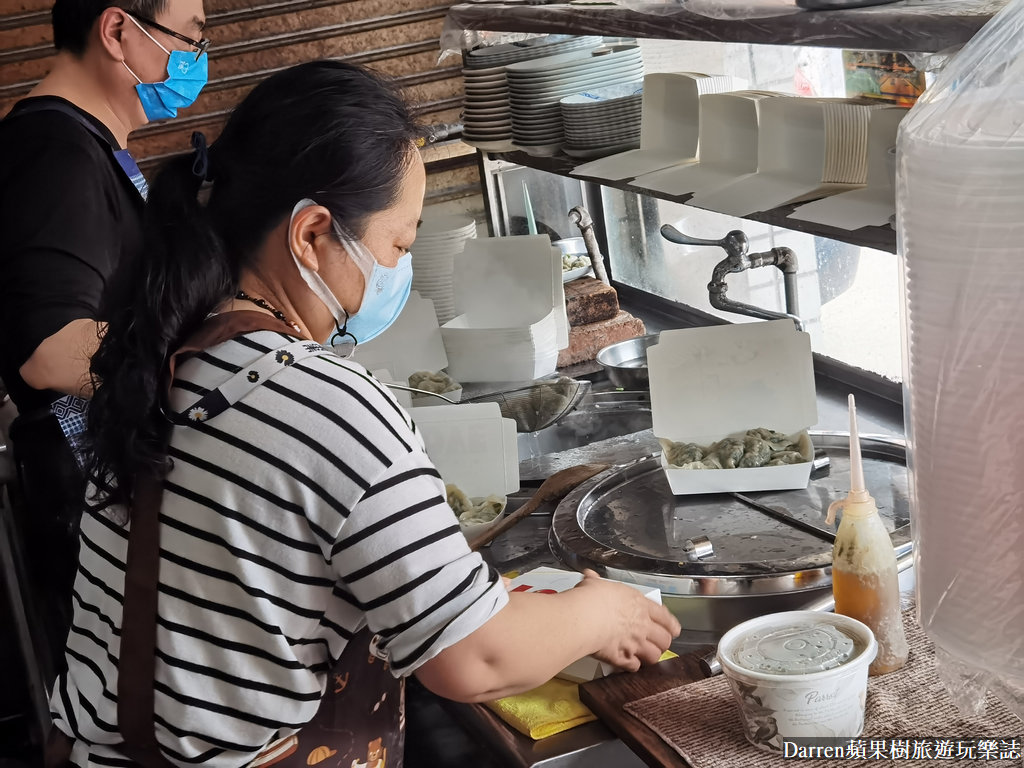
[{"left": 897, "top": 1, "right": 1024, "bottom": 719}]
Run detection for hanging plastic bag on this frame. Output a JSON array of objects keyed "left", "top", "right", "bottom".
[{"left": 897, "top": 0, "right": 1024, "bottom": 720}]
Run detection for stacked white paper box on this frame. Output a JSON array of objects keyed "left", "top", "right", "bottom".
[
  {"left": 441, "top": 235, "right": 568, "bottom": 383},
  {"left": 414, "top": 402, "right": 519, "bottom": 501},
  {"left": 789, "top": 105, "right": 908, "bottom": 230},
  {"left": 690, "top": 97, "right": 877, "bottom": 217},
  {"left": 634, "top": 90, "right": 782, "bottom": 198},
  {"left": 571, "top": 71, "right": 734, "bottom": 181}
]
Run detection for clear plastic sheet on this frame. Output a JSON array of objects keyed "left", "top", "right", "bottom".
[
  {"left": 441, "top": 0, "right": 1002, "bottom": 62},
  {"left": 897, "top": 0, "right": 1024, "bottom": 720}
]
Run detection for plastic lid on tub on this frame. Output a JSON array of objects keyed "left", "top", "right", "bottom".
[{"left": 733, "top": 621, "right": 857, "bottom": 675}]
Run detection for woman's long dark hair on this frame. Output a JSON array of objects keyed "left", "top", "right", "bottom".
[{"left": 86, "top": 60, "right": 421, "bottom": 510}]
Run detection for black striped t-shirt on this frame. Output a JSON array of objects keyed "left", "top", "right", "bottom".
[{"left": 50, "top": 330, "right": 508, "bottom": 766}]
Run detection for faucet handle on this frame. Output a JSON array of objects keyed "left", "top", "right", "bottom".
[{"left": 660, "top": 225, "right": 749, "bottom": 257}]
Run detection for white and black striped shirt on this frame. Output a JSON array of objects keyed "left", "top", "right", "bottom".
[{"left": 50, "top": 330, "right": 508, "bottom": 767}]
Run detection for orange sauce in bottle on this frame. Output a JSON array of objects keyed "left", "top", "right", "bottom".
[
  {"left": 827, "top": 394, "right": 909, "bottom": 677},
  {"left": 832, "top": 564, "right": 908, "bottom": 675}
]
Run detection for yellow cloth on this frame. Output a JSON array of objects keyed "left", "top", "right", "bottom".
[
  {"left": 485, "top": 677, "right": 597, "bottom": 740},
  {"left": 485, "top": 650, "right": 679, "bottom": 740}
]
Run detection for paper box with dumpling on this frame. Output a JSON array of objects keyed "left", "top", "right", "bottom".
[
  {"left": 505, "top": 566, "right": 662, "bottom": 683},
  {"left": 649, "top": 319, "right": 818, "bottom": 495}
]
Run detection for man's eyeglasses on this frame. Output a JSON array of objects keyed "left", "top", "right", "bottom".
[{"left": 125, "top": 10, "right": 210, "bottom": 61}]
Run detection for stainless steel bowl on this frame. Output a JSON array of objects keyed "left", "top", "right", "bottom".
[{"left": 595, "top": 333, "right": 659, "bottom": 389}]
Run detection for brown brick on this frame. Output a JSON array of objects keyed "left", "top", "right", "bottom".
[
  {"left": 564, "top": 277, "right": 619, "bottom": 327},
  {"left": 557, "top": 311, "right": 646, "bottom": 367}
]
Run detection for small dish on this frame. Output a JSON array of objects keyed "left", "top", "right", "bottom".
[
  {"left": 457, "top": 498, "right": 508, "bottom": 545},
  {"left": 562, "top": 265, "right": 592, "bottom": 283}
]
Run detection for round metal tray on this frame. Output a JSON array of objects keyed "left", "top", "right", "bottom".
[{"left": 549, "top": 432, "right": 911, "bottom": 632}]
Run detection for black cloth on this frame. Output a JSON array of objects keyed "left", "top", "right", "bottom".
[{"left": 0, "top": 95, "right": 144, "bottom": 415}]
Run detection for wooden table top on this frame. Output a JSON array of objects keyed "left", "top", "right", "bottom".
[{"left": 578, "top": 647, "right": 717, "bottom": 768}]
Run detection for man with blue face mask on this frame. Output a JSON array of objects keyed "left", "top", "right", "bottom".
[{"left": 0, "top": 0, "right": 208, "bottom": 701}]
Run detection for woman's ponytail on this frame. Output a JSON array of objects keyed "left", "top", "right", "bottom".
[{"left": 86, "top": 149, "right": 234, "bottom": 509}]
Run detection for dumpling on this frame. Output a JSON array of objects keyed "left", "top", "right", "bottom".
[
  {"left": 678, "top": 460, "right": 708, "bottom": 470},
  {"left": 445, "top": 483, "right": 504, "bottom": 524},
  {"left": 408, "top": 370, "right": 460, "bottom": 394},
  {"left": 768, "top": 450, "right": 806, "bottom": 466},
  {"left": 738, "top": 436, "right": 772, "bottom": 468},
  {"left": 659, "top": 438, "right": 704, "bottom": 467},
  {"left": 745, "top": 427, "right": 792, "bottom": 450},
  {"left": 710, "top": 438, "right": 745, "bottom": 469}
]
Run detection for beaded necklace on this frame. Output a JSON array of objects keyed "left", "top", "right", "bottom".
[{"left": 235, "top": 291, "right": 303, "bottom": 334}]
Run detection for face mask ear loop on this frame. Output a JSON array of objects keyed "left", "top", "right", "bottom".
[
  {"left": 126, "top": 13, "right": 172, "bottom": 56},
  {"left": 329, "top": 309, "right": 359, "bottom": 358}
]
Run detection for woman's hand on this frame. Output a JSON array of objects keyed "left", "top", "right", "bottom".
[{"left": 572, "top": 569, "right": 681, "bottom": 672}]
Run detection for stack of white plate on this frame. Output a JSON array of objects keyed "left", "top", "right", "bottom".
[
  {"left": 410, "top": 214, "right": 477, "bottom": 325},
  {"left": 462, "top": 64, "right": 513, "bottom": 151},
  {"left": 560, "top": 81, "right": 643, "bottom": 160},
  {"left": 506, "top": 44, "right": 645, "bottom": 156},
  {"left": 899, "top": 86, "right": 1024, "bottom": 694},
  {"left": 462, "top": 35, "right": 602, "bottom": 152}
]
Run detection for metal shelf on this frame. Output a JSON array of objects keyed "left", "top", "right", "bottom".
[
  {"left": 446, "top": 0, "right": 1002, "bottom": 53},
  {"left": 489, "top": 149, "right": 898, "bottom": 253}
]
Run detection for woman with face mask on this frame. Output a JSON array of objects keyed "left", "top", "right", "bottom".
[{"left": 48, "top": 61, "right": 680, "bottom": 768}]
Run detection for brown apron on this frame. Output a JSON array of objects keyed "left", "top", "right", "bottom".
[{"left": 49, "top": 311, "right": 404, "bottom": 768}]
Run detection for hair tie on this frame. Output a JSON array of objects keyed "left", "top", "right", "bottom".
[{"left": 190, "top": 131, "right": 211, "bottom": 181}]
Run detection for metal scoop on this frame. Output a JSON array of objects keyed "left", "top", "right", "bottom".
[{"left": 386, "top": 376, "right": 592, "bottom": 433}]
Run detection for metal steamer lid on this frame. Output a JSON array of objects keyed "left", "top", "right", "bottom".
[{"left": 549, "top": 432, "right": 911, "bottom": 597}]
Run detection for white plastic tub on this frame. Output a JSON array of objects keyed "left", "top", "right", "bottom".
[{"left": 716, "top": 610, "right": 877, "bottom": 753}]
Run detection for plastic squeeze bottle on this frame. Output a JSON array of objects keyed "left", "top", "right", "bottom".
[{"left": 826, "top": 394, "right": 909, "bottom": 676}]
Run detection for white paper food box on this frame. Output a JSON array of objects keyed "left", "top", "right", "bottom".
[
  {"left": 414, "top": 403, "right": 519, "bottom": 499},
  {"left": 505, "top": 566, "right": 662, "bottom": 683},
  {"left": 648, "top": 319, "right": 818, "bottom": 495}
]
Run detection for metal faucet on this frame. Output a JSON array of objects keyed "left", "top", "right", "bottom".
[{"left": 660, "top": 224, "right": 804, "bottom": 331}]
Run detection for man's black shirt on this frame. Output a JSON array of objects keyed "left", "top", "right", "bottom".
[{"left": 0, "top": 96, "right": 144, "bottom": 414}]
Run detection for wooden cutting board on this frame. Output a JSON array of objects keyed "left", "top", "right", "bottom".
[{"left": 577, "top": 647, "right": 716, "bottom": 768}]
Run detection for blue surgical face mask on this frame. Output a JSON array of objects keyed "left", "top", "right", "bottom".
[
  {"left": 289, "top": 199, "right": 414, "bottom": 348},
  {"left": 122, "top": 16, "right": 208, "bottom": 122},
  {"left": 343, "top": 250, "right": 413, "bottom": 345}
]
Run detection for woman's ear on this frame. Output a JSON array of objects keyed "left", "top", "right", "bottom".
[{"left": 288, "top": 204, "right": 336, "bottom": 273}]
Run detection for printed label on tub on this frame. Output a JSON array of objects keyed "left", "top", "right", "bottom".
[{"left": 506, "top": 567, "right": 662, "bottom": 683}]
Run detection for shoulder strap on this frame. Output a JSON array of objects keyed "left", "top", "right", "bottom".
[
  {"left": 118, "top": 311, "right": 319, "bottom": 767},
  {"left": 10, "top": 99, "right": 109, "bottom": 143},
  {"left": 9, "top": 99, "right": 148, "bottom": 200}
]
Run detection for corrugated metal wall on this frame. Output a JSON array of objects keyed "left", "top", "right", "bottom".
[{"left": 0, "top": 0, "right": 479, "bottom": 203}]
